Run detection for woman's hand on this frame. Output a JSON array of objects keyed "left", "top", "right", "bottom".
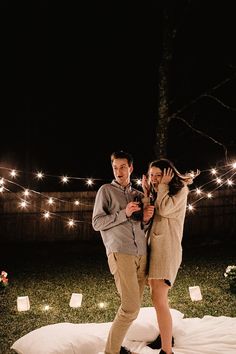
[
  {"left": 142, "top": 174, "right": 150, "bottom": 197},
  {"left": 143, "top": 205, "right": 155, "bottom": 223},
  {"left": 160, "top": 168, "right": 174, "bottom": 185}
]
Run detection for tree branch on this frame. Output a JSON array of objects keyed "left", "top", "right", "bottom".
[
  {"left": 173, "top": 115, "right": 228, "bottom": 162},
  {"left": 201, "top": 94, "right": 236, "bottom": 112},
  {"left": 169, "top": 73, "right": 236, "bottom": 119}
]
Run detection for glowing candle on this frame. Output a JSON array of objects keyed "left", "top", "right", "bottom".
[
  {"left": 17, "top": 296, "right": 30, "bottom": 311},
  {"left": 69, "top": 293, "right": 83, "bottom": 308},
  {"left": 189, "top": 286, "right": 202, "bottom": 301}
]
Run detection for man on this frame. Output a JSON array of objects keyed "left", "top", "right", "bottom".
[{"left": 92, "top": 150, "right": 154, "bottom": 354}]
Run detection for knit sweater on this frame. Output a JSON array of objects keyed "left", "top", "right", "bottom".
[{"left": 147, "top": 183, "right": 189, "bottom": 286}]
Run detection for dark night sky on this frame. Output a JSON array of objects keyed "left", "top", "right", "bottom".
[{"left": 1, "top": 1, "right": 236, "bottom": 191}]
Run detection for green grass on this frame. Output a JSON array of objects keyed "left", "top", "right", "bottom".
[{"left": 1, "top": 241, "right": 236, "bottom": 354}]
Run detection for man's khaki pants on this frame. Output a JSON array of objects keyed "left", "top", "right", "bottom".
[{"left": 105, "top": 253, "right": 147, "bottom": 354}]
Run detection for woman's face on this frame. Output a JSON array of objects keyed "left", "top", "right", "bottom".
[{"left": 148, "top": 166, "right": 163, "bottom": 189}]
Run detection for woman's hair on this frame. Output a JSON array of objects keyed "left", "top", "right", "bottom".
[{"left": 148, "top": 158, "right": 200, "bottom": 196}]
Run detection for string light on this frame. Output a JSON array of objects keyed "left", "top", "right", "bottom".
[
  {"left": 135, "top": 178, "right": 142, "bottom": 186},
  {"left": 211, "top": 168, "right": 217, "bottom": 175},
  {"left": 216, "top": 177, "right": 222, "bottom": 184},
  {"left": 43, "top": 211, "right": 50, "bottom": 219},
  {"left": 227, "top": 179, "right": 233, "bottom": 186},
  {"left": 195, "top": 188, "right": 202, "bottom": 195},
  {"left": 36, "top": 171, "right": 44, "bottom": 179},
  {"left": 23, "top": 189, "right": 30, "bottom": 197},
  {"left": 67, "top": 219, "right": 75, "bottom": 228},
  {"left": 19, "top": 200, "right": 29, "bottom": 209},
  {"left": 61, "top": 176, "right": 69, "bottom": 184},
  {"left": 86, "top": 178, "right": 94, "bottom": 186},
  {"left": 187, "top": 204, "right": 194, "bottom": 212},
  {"left": 10, "top": 169, "right": 17, "bottom": 178},
  {"left": 47, "top": 197, "right": 54, "bottom": 205},
  {"left": 1, "top": 160, "right": 236, "bottom": 227},
  {"left": 0, "top": 174, "right": 95, "bottom": 228}
]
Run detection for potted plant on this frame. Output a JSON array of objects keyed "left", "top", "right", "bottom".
[
  {"left": 0, "top": 270, "right": 8, "bottom": 289},
  {"left": 224, "top": 265, "right": 236, "bottom": 294}
]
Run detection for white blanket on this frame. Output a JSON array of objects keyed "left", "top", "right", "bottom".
[
  {"left": 126, "top": 316, "right": 236, "bottom": 354},
  {"left": 11, "top": 307, "right": 236, "bottom": 354}
]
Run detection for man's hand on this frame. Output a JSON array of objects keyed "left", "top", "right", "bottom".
[{"left": 125, "top": 201, "right": 141, "bottom": 218}]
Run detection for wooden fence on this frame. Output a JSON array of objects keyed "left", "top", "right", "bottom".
[
  {"left": 0, "top": 188, "right": 236, "bottom": 245},
  {"left": 0, "top": 191, "right": 98, "bottom": 243},
  {"left": 184, "top": 188, "right": 236, "bottom": 246}
]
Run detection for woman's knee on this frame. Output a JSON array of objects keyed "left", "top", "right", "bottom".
[
  {"left": 151, "top": 290, "right": 169, "bottom": 308},
  {"left": 152, "top": 294, "right": 166, "bottom": 308}
]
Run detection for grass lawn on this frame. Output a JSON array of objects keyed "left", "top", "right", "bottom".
[{"left": 0, "top": 240, "right": 236, "bottom": 354}]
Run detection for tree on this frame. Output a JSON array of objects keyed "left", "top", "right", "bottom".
[{"left": 155, "top": 1, "right": 236, "bottom": 164}]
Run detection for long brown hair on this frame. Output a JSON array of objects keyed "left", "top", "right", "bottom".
[{"left": 148, "top": 158, "right": 200, "bottom": 196}]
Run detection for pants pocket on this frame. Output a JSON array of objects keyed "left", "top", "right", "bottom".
[{"left": 108, "top": 252, "right": 117, "bottom": 275}]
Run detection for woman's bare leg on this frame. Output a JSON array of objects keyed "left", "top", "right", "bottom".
[{"left": 149, "top": 279, "right": 173, "bottom": 354}]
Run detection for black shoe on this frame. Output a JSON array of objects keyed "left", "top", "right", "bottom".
[
  {"left": 159, "top": 350, "right": 174, "bottom": 354},
  {"left": 120, "top": 346, "right": 132, "bottom": 354},
  {"left": 147, "top": 334, "right": 174, "bottom": 349}
]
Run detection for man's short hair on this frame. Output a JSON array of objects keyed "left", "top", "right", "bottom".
[{"left": 110, "top": 151, "right": 133, "bottom": 166}]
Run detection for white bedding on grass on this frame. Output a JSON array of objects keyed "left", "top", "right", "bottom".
[{"left": 11, "top": 307, "right": 236, "bottom": 354}]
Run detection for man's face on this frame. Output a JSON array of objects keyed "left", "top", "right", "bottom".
[{"left": 112, "top": 158, "right": 133, "bottom": 187}]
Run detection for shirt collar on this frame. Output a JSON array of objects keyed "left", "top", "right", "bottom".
[{"left": 111, "top": 179, "right": 132, "bottom": 191}]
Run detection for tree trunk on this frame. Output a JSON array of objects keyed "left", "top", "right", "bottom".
[{"left": 155, "top": 5, "right": 174, "bottom": 159}]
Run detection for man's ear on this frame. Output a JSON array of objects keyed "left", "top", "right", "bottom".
[{"left": 130, "top": 164, "right": 134, "bottom": 174}]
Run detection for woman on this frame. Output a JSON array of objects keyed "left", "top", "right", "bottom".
[{"left": 142, "top": 158, "right": 199, "bottom": 354}]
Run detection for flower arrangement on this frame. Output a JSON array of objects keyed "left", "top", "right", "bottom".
[
  {"left": 0, "top": 270, "right": 8, "bottom": 288},
  {"left": 224, "top": 265, "right": 236, "bottom": 293}
]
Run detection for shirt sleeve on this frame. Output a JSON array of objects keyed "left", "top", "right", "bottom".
[
  {"left": 156, "top": 184, "right": 188, "bottom": 217},
  {"left": 92, "top": 186, "right": 127, "bottom": 232}
]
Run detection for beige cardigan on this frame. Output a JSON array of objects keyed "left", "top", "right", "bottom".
[{"left": 146, "top": 183, "right": 189, "bottom": 286}]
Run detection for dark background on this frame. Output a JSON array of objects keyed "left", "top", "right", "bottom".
[{"left": 1, "top": 1, "right": 235, "bottom": 191}]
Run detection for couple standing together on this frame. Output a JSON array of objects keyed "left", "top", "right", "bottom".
[{"left": 92, "top": 151, "right": 199, "bottom": 354}]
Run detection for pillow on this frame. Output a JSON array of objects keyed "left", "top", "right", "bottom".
[
  {"left": 11, "top": 323, "right": 105, "bottom": 354},
  {"left": 125, "top": 307, "right": 184, "bottom": 342}
]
